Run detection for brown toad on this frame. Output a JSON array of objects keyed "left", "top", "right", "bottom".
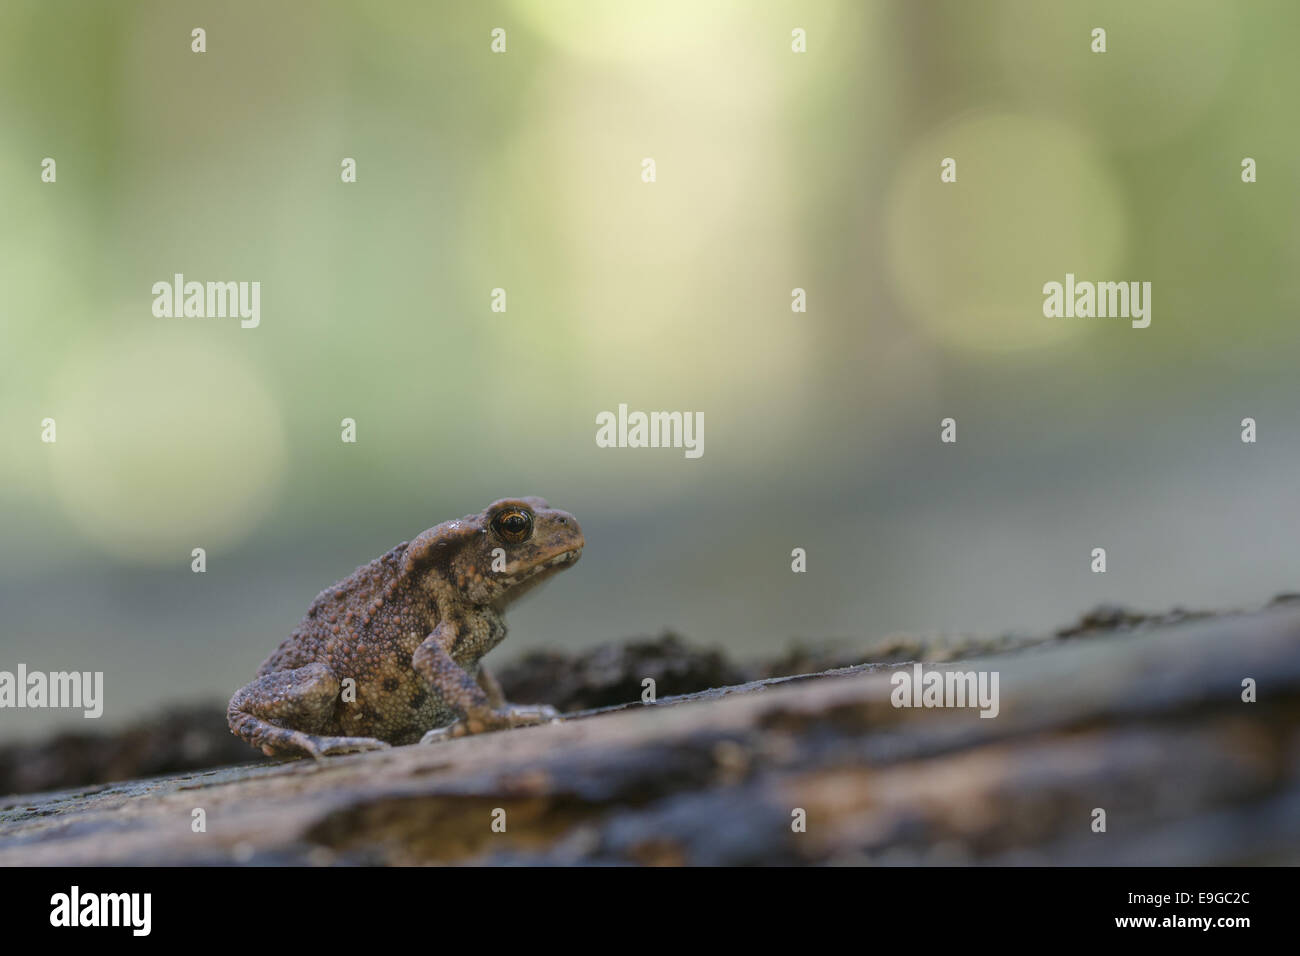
[{"left": 228, "top": 497, "right": 583, "bottom": 758}]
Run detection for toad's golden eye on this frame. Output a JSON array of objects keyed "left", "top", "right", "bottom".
[{"left": 492, "top": 509, "right": 533, "bottom": 543}]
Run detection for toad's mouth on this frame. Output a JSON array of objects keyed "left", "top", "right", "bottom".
[
  {"left": 491, "top": 546, "right": 583, "bottom": 606},
  {"left": 524, "top": 546, "right": 583, "bottom": 579},
  {"left": 547, "top": 546, "right": 583, "bottom": 566}
]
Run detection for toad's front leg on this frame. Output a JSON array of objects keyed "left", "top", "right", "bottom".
[{"left": 412, "top": 625, "right": 560, "bottom": 743}]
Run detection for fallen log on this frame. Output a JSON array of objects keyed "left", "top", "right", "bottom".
[{"left": 2, "top": 600, "right": 1297, "bottom": 865}]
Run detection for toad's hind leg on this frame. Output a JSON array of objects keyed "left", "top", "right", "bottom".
[{"left": 227, "top": 662, "right": 390, "bottom": 759}]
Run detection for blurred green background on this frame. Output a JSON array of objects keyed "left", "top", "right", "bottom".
[{"left": 3, "top": 0, "right": 1299, "bottom": 740}]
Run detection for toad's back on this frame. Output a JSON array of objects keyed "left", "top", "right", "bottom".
[{"left": 255, "top": 543, "right": 419, "bottom": 676}]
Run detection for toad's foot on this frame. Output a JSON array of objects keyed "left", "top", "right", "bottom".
[
  {"left": 420, "top": 704, "right": 562, "bottom": 744},
  {"left": 296, "top": 735, "right": 391, "bottom": 759}
]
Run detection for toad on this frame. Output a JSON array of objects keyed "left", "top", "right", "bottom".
[{"left": 227, "top": 497, "right": 583, "bottom": 758}]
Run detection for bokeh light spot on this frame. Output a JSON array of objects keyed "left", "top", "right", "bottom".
[
  {"left": 885, "top": 112, "right": 1129, "bottom": 354},
  {"left": 48, "top": 334, "right": 286, "bottom": 564}
]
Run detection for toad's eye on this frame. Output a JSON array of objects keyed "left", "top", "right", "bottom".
[{"left": 492, "top": 509, "right": 533, "bottom": 543}]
